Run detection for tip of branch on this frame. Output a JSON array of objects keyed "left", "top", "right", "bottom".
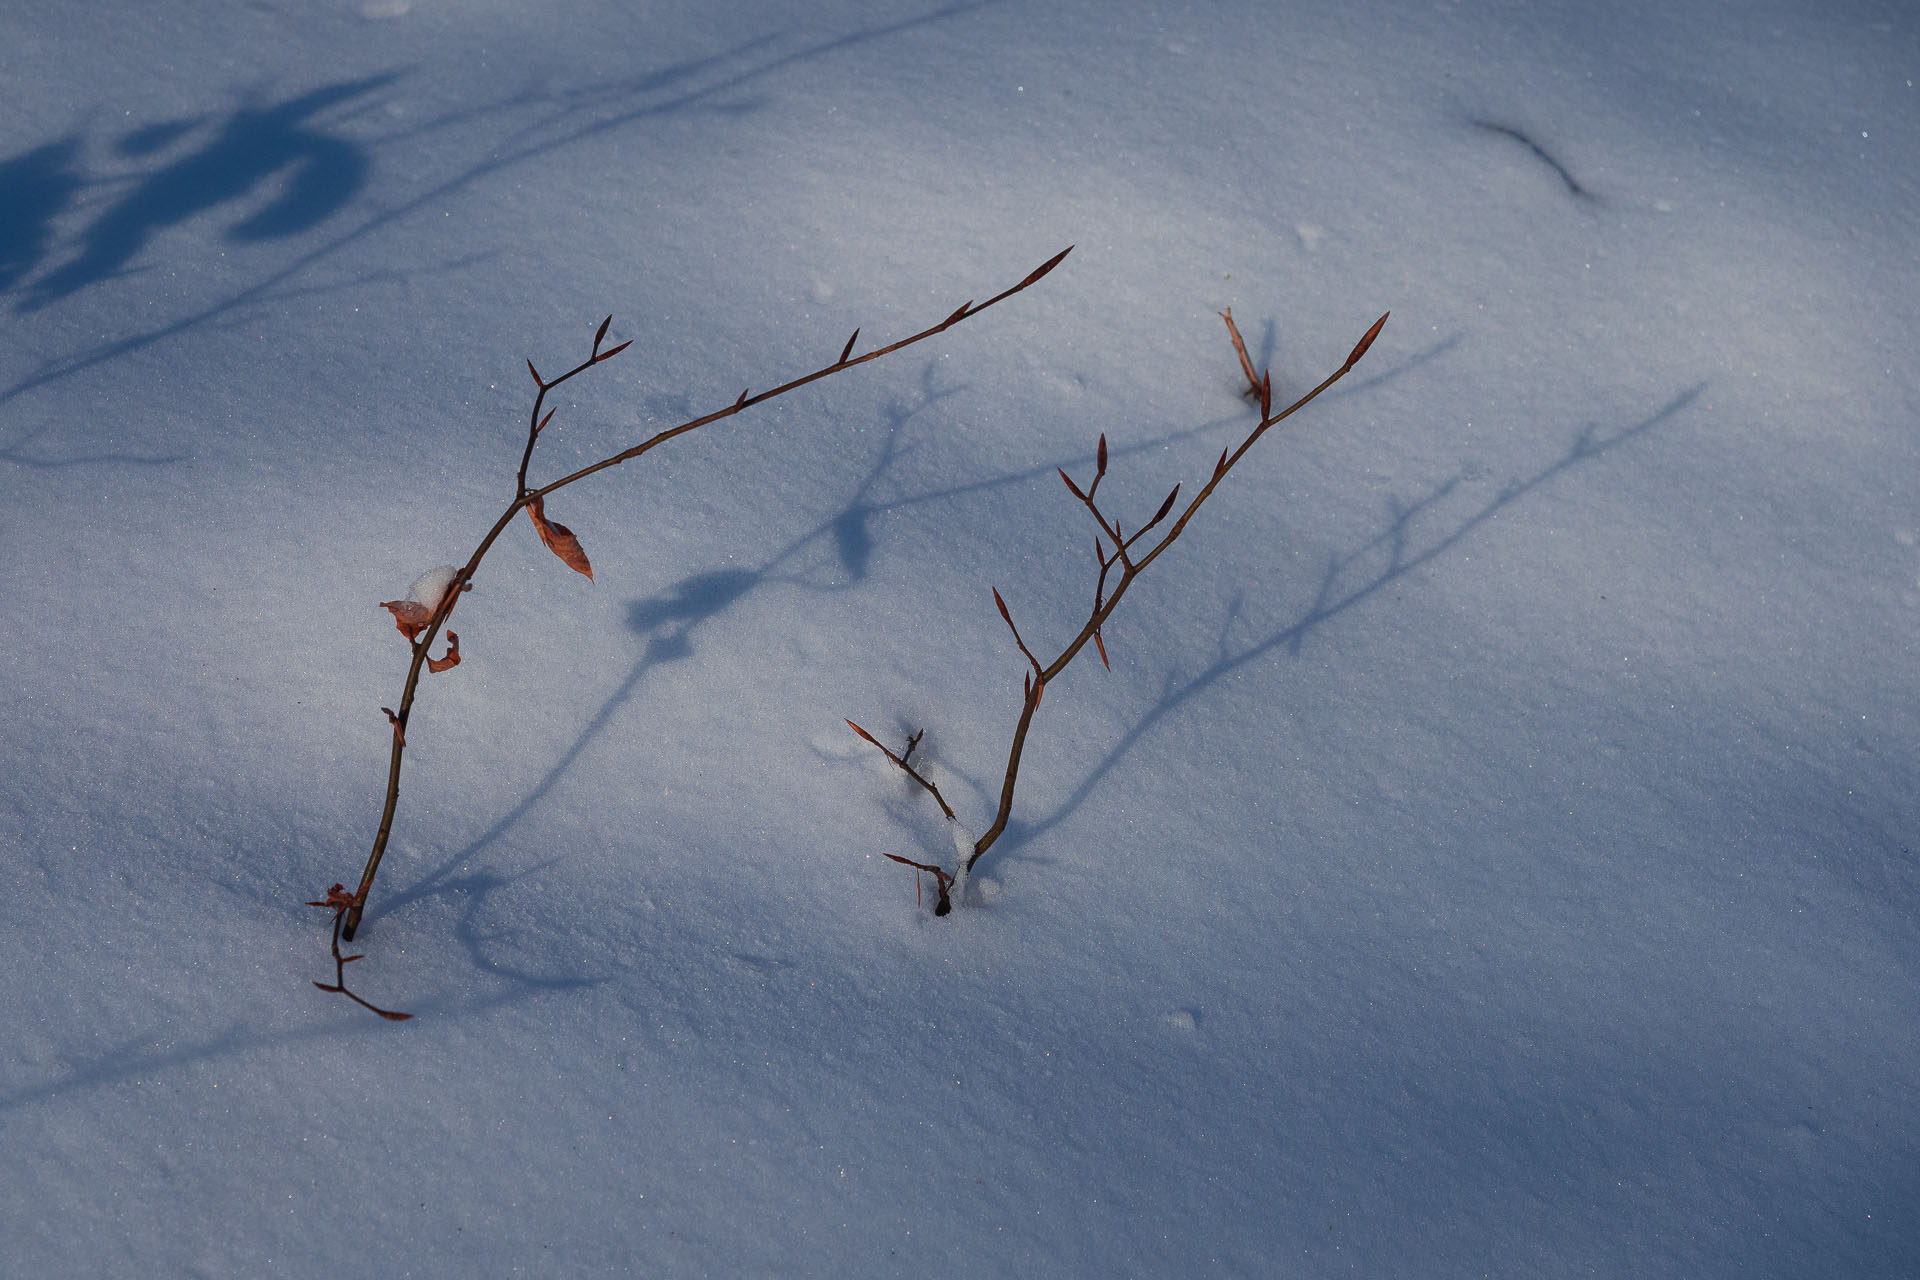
[
  {"left": 1152, "top": 482, "right": 1181, "bottom": 525},
  {"left": 527, "top": 358, "right": 543, "bottom": 387},
  {"left": 845, "top": 718, "right": 880, "bottom": 747},
  {"left": 1345, "top": 311, "right": 1390, "bottom": 369},
  {"left": 1019, "top": 245, "right": 1074, "bottom": 289},
  {"left": 992, "top": 586, "right": 1012, "bottom": 626},
  {"left": 1221, "top": 308, "right": 1261, "bottom": 394},
  {"left": 1058, "top": 466, "right": 1086, "bottom": 501},
  {"left": 1096, "top": 433, "right": 1108, "bottom": 476},
  {"left": 1260, "top": 370, "right": 1272, "bottom": 419},
  {"left": 594, "top": 340, "right": 632, "bottom": 363},
  {"left": 594, "top": 315, "right": 612, "bottom": 347}
]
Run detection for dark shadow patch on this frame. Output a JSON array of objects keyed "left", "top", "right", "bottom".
[
  {"left": 19, "top": 74, "right": 393, "bottom": 311},
  {"left": 0, "top": 138, "right": 83, "bottom": 295}
]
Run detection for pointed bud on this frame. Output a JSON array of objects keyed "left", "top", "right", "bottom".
[
  {"left": 594, "top": 315, "right": 612, "bottom": 347},
  {"left": 993, "top": 586, "right": 1013, "bottom": 627},
  {"left": 1094, "top": 630, "right": 1111, "bottom": 671},
  {"left": 942, "top": 301, "right": 973, "bottom": 327},
  {"left": 1260, "top": 370, "right": 1272, "bottom": 418},
  {"left": 527, "top": 359, "right": 543, "bottom": 386},
  {"left": 734, "top": 388, "right": 749, "bottom": 409},
  {"left": 1059, "top": 467, "right": 1087, "bottom": 501},
  {"left": 1152, "top": 483, "right": 1181, "bottom": 525},
  {"left": 839, "top": 328, "right": 860, "bottom": 364},
  {"left": 1096, "top": 433, "right": 1108, "bottom": 475},
  {"left": 536, "top": 408, "right": 556, "bottom": 434},
  {"left": 1019, "top": 245, "right": 1074, "bottom": 289},
  {"left": 1345, "top": 312, "right": 1390, "bottom": 369},
  {"left": 594, "top": 340, "right": 632, "bottom": 363},
  {"left": 1215, "top": 443, "right": 1231, "bottom": 476}
]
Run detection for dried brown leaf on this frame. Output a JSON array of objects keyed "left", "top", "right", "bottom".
[
  {"left": 526, "top": 495, "right": 594, "bottom": 580},
  {"left": 427, "top": 630, "right": 461, "bottom": 673},
  {"left": 379, "top": 599, "right": 434, "bottom": 641}
]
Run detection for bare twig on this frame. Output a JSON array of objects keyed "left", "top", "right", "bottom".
[
  {"left": 309, "top": 885, "right": 412, "bottom": 1020},
  {"left": 330, "top": 247, "right": 1073, "bottom": 960},
  {"left": 846, "top": 722, "right": 956, "bottom": 821},
  {"left": 882, "top": 853, "right": 954, "bottom": 915},
  {"left": 850, "top": 304, "right": 1389, "bottom": 907}
]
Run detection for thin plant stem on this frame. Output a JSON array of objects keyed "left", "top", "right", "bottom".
[{"left": 336, "top": 247, "right": 1073, "bottom": 943}]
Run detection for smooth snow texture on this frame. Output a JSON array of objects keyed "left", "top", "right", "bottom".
[{"left": 2, "top": 0, "right": 1917, "bottom": 1276}]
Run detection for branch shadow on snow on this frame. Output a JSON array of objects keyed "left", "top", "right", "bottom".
[
  {"left": 370, "top": 361, "right": 1234, "bottom": 975},
  {"left": 0, "top": 1, "right": 998, "bottom": 438},
  {"left": 15, "top": 75, "right": 394, "bottom": 313},
  {"left": 974, "top": 385, "right": 1705, "bottom": 878}
]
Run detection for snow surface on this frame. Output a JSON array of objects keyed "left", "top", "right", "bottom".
[{"left": 3, "top": 0, "right": 1917, "bottom": 1274}]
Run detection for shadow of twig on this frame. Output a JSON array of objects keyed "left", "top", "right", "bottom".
[{"left": 983, "top": 385, "right": 1704, "bottom": 870}]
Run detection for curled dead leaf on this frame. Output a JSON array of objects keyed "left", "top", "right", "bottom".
[
  {"left": 526, "top": 495, "right": 594, "bottom": 580},
  {"left": 379, "top": 599, "right": 434, "bottom": 641},
  {"left": 427, "top": 630, "right": 461, "bottom": 673}
]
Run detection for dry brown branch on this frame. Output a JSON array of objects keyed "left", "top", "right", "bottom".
[
  {"left": 320, "top": 249, "right": 1073, "bottom": 1005},
  {"left": 882, "top": 852, "right": 955, "bottom": 916},
  {"left": 308, "top": 885, "right": 412, "bottom": 1020},
  {"left": 850, "top": 304, "right": 1388, "bottom": 910},
  {"left": 845, "top": 722, "right": 955, "bottom": 820}
]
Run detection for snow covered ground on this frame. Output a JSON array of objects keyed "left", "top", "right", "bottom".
[{"left": 3, "top": 0, "right": 1916, "bottom": 1274}]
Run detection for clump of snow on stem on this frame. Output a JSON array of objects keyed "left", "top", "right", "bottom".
[{"left": 408, "top": 565, "right": 459, "bottom": 611}]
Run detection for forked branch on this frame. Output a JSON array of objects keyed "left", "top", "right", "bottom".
[
  {"left": 318, "top": 248, "right": 1073, "bottom": 1010},
  {"left": 851, "top": 305, "right": 1388, "bottom": 907}
]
